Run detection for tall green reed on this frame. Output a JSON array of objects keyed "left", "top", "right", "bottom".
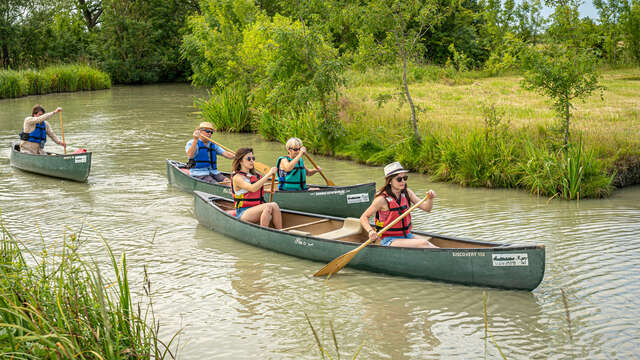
[
  {"left": 0, "top": 64, "right": 111, "bottom": 99},
  {"left": 196, "top": 87, "right": 252, "bottom": 132},
  {"left": 0, "top": 220, "right": 178, "bottom": 359}
]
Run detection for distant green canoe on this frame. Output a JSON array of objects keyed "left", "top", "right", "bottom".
[
  {"left": 167, "top": 159, "right": 375, "bottom": 218},
  {"left": 194, "top": 192, "right": 546, "bottom": 291},
  {"left": 10, "top": 143, "right": 91, "bottom": 182}
]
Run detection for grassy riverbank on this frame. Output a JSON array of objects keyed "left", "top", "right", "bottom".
[
  {"left": 0, "top": 64, "right": 111, "bottom": 99},
  {"left": 199, "top": 66, "right": 640, "bottom": 199},
  {"left": 0, "top": 221, "right": 177, "bottom": 358}
]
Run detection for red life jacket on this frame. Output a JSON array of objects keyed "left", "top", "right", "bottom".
[
  {"left": 231, "top": 171, "right": 265, "bottom": 209},
  {"left": 375, "top": 191, "right": 412, "bottom": 238}
]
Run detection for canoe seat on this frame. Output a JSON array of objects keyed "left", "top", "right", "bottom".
[
  {"left": 289, "top": 229, "right": 311, "bottom": 236},
  {"left": 317, "top": 217, "right": 362, "bottom": 240}
]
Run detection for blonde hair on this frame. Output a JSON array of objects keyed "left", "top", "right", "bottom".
[{"left": 285, "top": 137, "right": 303, "bottom": 150}]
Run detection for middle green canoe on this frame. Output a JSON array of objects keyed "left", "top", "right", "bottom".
[{"left": 166, "top": 159, "right": 375, "bottom": 218}]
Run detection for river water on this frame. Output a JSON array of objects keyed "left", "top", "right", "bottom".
[{"left": 1, "top": 84, "right": 639, "bottom": 359}]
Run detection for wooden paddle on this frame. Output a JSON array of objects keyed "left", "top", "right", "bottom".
[
  {"left": 304, "top": 153, "right": 335, "bottom": 186},
  {"left": 199, "top": 133, "right": 271, "bottom": 175},
  {"left": 313, "top": 193, "right": 431, "bottom": 278},
  {"left": 59, "top": 111, "right": 66, "bottom": 154}
]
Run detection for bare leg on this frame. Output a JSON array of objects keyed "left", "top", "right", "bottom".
[
  {"left": 390, "top": 235, "right": 438, "bottom": 248},
  {"left": 269, "top": 203, "right": 282, "bottom": 229}
]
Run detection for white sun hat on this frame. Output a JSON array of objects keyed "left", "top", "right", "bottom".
[{"left": 383, "top": 162, "right": 409, "bottom": 178}]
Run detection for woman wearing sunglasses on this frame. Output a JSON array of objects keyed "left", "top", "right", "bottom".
[
  {"left": 230, "top": 148, "right": 283, "bottom": 229},
  {"left": 359, "top": 162, "right": 438, "bottom": 248},
  {"left": 185, "top": 122, "right": 234, "bottom": 183},
  {"left": 276, "top": 137, "right": 321, "bottom": 191}
]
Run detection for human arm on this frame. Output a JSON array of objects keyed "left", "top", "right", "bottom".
[
  {"left": 44, "top": 121, "right": 65, "bottom": 146},
  {"left": 233, "top": 167, "right": 277, "bottom": 193},
  {"left": 23, "top": 108, "right": 60, "bottom": 129},
  {"left": 304, "top": 165, "right": 320, "bottom": 176},
  {"left": 407, "top": 188, "right": 435, "bottom": 212},
  {"left": 359, "top": 196, "right": 386, "bottom": 242},
  {"left": 279, "top": 146, "right": 306, "bottom": 172},
  {"left": 186, "top": 135, "right": 199, "bottom": 158}
]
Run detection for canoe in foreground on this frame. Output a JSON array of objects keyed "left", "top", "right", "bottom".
[
  {"left": 167, "top": 159, "right": 375, "bottom": 218},
  {"left": 10, "top": 143, "right": 91, "bottom": 182},
  {"left": 194, "top": 191, "right": 545, "bottom": 291}
]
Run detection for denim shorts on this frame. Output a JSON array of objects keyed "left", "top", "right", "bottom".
[
  {"left": 235, "top": 207, "right": 249, "bottom": 219},
  {"left": 381, "top": 233, "right": 415, "bottom": 246}
]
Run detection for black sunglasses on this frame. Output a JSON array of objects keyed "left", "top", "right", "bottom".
[
  {"left": 245, "top": 156, "right": 256, "bottom": 161},
  {"left": 394, "top": 175, "right": 408, "bottom": 182},
  {"left": 201, "top": 129, "right": 213, "bottom": 133},
  {"left": 289, "top": 147, "right": 301, "bottom": 151}
]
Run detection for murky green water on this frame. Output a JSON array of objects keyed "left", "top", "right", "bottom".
[{"left": 1, "top": 84, "right": 639, "bottom": 359}]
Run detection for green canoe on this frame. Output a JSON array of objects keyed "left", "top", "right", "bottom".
[
  {"left": 10, "top": 143, "right": 92, "bottom": 182},
  {"left": 194, "top": 192, "right": 545, "bottom": 291},
  {"left": 167, "top": 159, "right": 375, "bottom": 218}
]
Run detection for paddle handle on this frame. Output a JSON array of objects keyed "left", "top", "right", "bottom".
[
  {"left": 304, "top": 153, "right": 334, "bottom": 186},
  {"left": 59, "top": 112, "right": 66, "bottom": 154}
]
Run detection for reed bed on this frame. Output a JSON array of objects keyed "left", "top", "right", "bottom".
[
  {"left": 0, "top": 220, "right": 178, "bottom": 359},
  {"left": 0, "top": 64, "right": 111, "bottom": 99}
]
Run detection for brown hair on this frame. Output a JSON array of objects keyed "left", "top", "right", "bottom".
[
  {"left": 31, "top": 104, "right": 45, "bottom": 116},
  {"left": 231, "top": 148, "right": 258, "bottom": 176},
  {"left": 375, "top": 174, "right": 411, "bottom": 205}
]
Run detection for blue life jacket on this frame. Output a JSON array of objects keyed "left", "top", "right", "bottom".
[
  {"left": 20, "top": 122, "right": 47, "bottom": 148},
  {"left": 277, "top": 156, "right": 307, "bottom": 191},
  {"left": 193, "top": 140, "right": 217, "bottom": 170}
]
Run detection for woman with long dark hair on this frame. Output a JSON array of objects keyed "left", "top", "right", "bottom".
[
  {"left": 230, "top": 148, "right": 282, "bottom": 229},
  {"left": 359, "top": 162, "right": 438, "bottom": 248}
]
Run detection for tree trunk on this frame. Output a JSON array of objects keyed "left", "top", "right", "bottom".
[
  {"left": 563, "top": 98, "right": 570, "bottom": 149},
  {"left": 402, "top": 49, "right": 420, "bottom": 140}
]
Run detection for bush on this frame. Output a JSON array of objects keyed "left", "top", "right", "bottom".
[{"left": 196, "top": 86, "right": 252, "bottom": 132}]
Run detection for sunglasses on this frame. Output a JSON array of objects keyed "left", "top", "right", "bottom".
[
  {"left": 289, "top": 147, "right": 301, "bottom": 151},
  {"left": 394, "top": 175, "right": 408, "bottom": 182},
  {"left": 245, "top": 156, "right": 256, "bottom": 161},
  {"left": 201, "top": 129, "right": 213, "bottom": 134}
]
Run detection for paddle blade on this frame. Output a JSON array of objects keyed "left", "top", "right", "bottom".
[
  {"left": 313, "top": 250, "right": 359, "bottom": 277},
  {"left": 254, "top": 161, "right": 271, "bottom": 175},
  {"left": 326, "top": 179, "right": 336, "bottom": 186}
]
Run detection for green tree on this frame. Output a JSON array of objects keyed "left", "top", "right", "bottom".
[{"left": 521, "top": 45, "right": 603, "bottom": 148}]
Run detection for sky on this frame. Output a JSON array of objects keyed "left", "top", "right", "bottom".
[{"left": 540, "top": 1, "right": 599, "bottom": 19}]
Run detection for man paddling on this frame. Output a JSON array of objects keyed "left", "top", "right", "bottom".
[
  {"left": 19, "top": 104, "right": 66, "bottom": 155},
  {"left": 185, "top": 122, "right": 234, "bottom": 184}
]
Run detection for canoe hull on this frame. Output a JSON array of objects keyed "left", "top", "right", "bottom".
[
  {"left": 194, "top": 192, "right": 545, "bottom": 291},
  {"left": 167, "top": 159, "right": 375, "bottom": 218},
  {"left": 10, "top": 144, "right": 91, "bottom": 182}
]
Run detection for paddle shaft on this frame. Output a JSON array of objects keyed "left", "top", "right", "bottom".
[
  {"left": 269, "top": 176, "right": 276, "bottom": 202},
  {"left": 313, "top": 193, "right": 432, "bottom": 277},
  {"left": 304, "top": 153, "right": 335, "bottom": 186},
  {"left": 59, "top": 112, "right": 66, "bottom": 154}
]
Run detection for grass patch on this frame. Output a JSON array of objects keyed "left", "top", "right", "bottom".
[
  {"left": 0, "top": 64, "right": 111, "bottom": 99},
  {"left": 0, "top": 219, "right": 178, "bottom": 359}
]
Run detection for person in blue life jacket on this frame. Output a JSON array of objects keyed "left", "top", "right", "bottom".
[
  {"left": 185, "top": 122, "right": 234, "bottom": 183},
  {"left": 359, "top": 162, "right": 439, "bottom": 248},
  {"left": 276, "top": 137, "right": 322, "bottom": 191},
  {"left": 231, "top": 147, "right": 283, "bottom": 229},
  {"left": 19, "top": 104, "right": 66, "bottom": 155}
]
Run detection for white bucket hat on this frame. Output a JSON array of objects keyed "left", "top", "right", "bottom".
[{"left": 384, "top": 162, "right": 409, "bottom": 178}]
